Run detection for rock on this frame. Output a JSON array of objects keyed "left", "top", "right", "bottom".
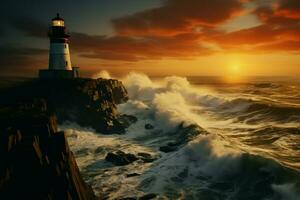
[
  {"left": 139, "top": 193, "right": 157, "bottom": 200},
  {"left": 137, "top": 152, "right": 158, "bottom": 163},
  {"left": 117, "top": 114, "right": 138, "bottom": 130},
  {"left": 0, "top": 100, "right": 96, "bottom": 199},
  {"left": 106, "top": 151, "right": 158, "bottom": 166},
  {"left": 159, "top": 123, "right": 208, "bottom": 153},
  {"left": 145, "top": 124, "right": 154, "bottom": 130},
  {"left": 94, "top": 146, "right": 104, "bottom": 153},
  {"left": 159, "top": 145, "right": 178, "bottom": 153},
  {"left": 0, "top": 78, "right": 130, "bottom": 134},
  {"left": 105, "top": 150, "right": 139, "bottom": 166},
  {"left": 126, "top": 173, "right": 141, "bottom": 177}
]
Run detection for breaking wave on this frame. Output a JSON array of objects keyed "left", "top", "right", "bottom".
[{"left": 63, "top": 72, "right": 300, "bottom": 199}]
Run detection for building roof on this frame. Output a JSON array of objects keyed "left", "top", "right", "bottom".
[{"left": 52, "top": 13, "right": 64, "bottom": 21}]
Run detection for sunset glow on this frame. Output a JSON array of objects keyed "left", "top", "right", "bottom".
[
  {"left": 1, "top": 0, "right": 300, "bottom": 77},
  {"left": 1, "top": 1, "right": 300, "bottom": 199}
]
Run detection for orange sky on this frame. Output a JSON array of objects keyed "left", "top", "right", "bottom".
[
  {"left": 1, "top": 0, "right": 300, "bottom": 77},
  {"left": 72, "top": 0, "right": 300, "bottom": 77}
]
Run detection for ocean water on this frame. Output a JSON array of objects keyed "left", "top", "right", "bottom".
[{"left": 62, "top": 74, "right": 300, "bottom": 200}]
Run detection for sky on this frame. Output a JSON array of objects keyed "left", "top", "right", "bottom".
[{"left": 1, "top": 0, "right": 300, "bottom": 78}]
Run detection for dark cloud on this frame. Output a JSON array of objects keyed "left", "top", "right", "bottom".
[
  {"left": 0, "top": 46, "right": 48, "bottom": 75},
  {"left": 276, "top": 0, "right": 300, "bottom": 19},
  {"left": 10, "top": 16, "right": 48, "bottom": 38},
  {"left": 71, "top": 32, "right": 214, "bottom": 61},
  {"left": 112, "top": 0, "right": 243, "bottom": 36},
  {"left": 1, "top": 0, "right": 300, "bottom": 75}
]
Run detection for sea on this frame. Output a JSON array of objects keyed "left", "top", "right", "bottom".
[{"left": 62, "top": 74, "right": 300, "bottom": 200}]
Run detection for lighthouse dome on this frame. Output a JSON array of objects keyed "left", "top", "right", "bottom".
[{"left": 52, "top": 13, "right": 64, "bottom": 27}]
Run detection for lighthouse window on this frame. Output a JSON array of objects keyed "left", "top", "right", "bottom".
[
  {"left": 66, "top": 61, "right": 68, "bottom": 66},
  {"left": 52, "top": 20, "right": 64, "bottom": 27},
  {"left": 64, "top": 44, "right": 66, "bottom": 48}
]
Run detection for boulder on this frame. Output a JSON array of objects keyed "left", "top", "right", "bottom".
[
  {"left": 126, "top": 173, "right": 141, "bottom": 177},
  {"left": 145, "top": 124, "right": 154, "bottom": 130},
  {"left": 106, "top": 151, "right": 158, "bottom": 166},
  {"left": 137, "top": 152, "right": 158, "bottom": 163},
  {"left": 159, "top": 123, "right": 208, "bottom": 153},
  {"left": 105, "top": 151, "right": 139, "bottom": 166},
  {"left": 139, "top": 193, "right": 157, "bottom": 200},
  {"left": 159, "top": 145, "right": 178, "bottom": 153}
]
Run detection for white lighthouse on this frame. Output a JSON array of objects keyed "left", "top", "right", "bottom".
[
  {"left": 39, "top": 13, "right": 79, "bottom": 79},
  {"left": 49, "top": 13, "right": 72, "bottom": 70}
]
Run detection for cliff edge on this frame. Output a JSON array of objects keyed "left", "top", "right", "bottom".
[
  {"left": 0, "top": 78, "right": 132, "bottom": 199},
  {"left": 0, "top": 99, "right": 96, "bottom": 199},
  {"left": 0, "top": 78, "right": 131, "bottom": 134}
]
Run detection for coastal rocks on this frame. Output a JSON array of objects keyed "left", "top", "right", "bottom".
[
  {"left": 159, "top": 144, "right": 178, "bottom": 153},
  {"left": 0, "top": 78, "right": 133, "bottom": 134},
  {"left": 126, "top": 173, "right": 141, "bottom": 178},
  {"left": 139, "top": 193, "right": 157, "bottom": 200},
  {"left": 105, "top": 151, "right": 138, "bottom": 166},
  {"left": 0, "top": 100, "right": 96, "bottom": 199},
  {"left": 137, "top": 152, "right": 157, "bottom": 163},
  {"left": 159, "top": 123, "right": 208, "bottom": 153},
  {"left": 144, "top": 124, "right": 154, "bottom": 130},
  {"left": 119, "top": 193, "right": 157, "bottom": 200},
  {"left": 105, "top": 151, "right": 158, "bottom": 166}
]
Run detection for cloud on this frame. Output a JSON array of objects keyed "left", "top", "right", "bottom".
[
  {"left": 255, "top": 40, "right": 300, "bottom": 52},
  {"left": 10, "top": 16, "right": 48, "bottom": 38},
  {"left": 4, "top": 0, "right": 300, "bottom": 67},
  {"left": 276, "top": 0, "right": 300, "bottom": 19},
  {"left": 208, "top": 2, "right": 300, "bottom": 53},
  {"left": 112, "top": 0, "right": 243, "bottom": 36},
  {"left": 70, "top": 0, "right": 300, "bottom": 58},
  {"left": 71, "top": 32, "right": 214, "bottom": 61},
  {"left": 0, "top": 45, "right": 48, "bottom": 75}
]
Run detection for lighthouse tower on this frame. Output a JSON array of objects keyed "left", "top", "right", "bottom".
[
  {"left": 39, "top": 13, "right": 79, "bottom": 79},
  {"left": 48, "top": 13, "right": 72, "bottom": 71}
]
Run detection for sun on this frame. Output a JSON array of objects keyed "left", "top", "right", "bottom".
[
  {"left": 229, "top": 64, "right": 240, "bottom": 75},
  {"left": 224, "top": 61, "right": 244, "bottom": 83}
]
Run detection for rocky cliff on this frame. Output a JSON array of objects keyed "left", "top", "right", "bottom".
[
  {"left": 0, "top": 99, "right": 96, "bottom": 199},
  {"left": 0, "top": 78, "right": 131, "bottom": 134},
  {"left": 0, "top": 78, "right": 131, "bottom": 199}
]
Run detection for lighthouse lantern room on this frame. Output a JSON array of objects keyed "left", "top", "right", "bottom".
[{"left": 39, "top": 13, "right": 79, "bottom": 79}]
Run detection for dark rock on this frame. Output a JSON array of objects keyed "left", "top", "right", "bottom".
[
  {"left": 119, "top": 114, "right": 138, "bottom": 124},
  {"left": 139, "top": 193, "right": 157, "bottom": 200},
  {"left": 159, "top": 123, "right": 208, "bottom": 153},
  {"left": 0, "top": 100, "right": 96, "bottom": 199},
  {"left": 0, "top": 78, "right": 130, "bottom": 134},
  {"left": 119, "top": 198, "right": 137, "bottom": 200},
  {"left": 126, "top": 173, "right": 141, "bottom": 177},
  {"left": 137, "top": 152, "right": 152, "bottom": 157},
  {"left": 105, "top": 150, "right": 139, "bottom": 166},
  {"left": 159, "top": 145, "right": 178, "bottom": 153},
  {"left": 94, "top": 147, "right": 104, "bottom": 153},
  {"left": 137, "top": 152, "right": 158, "bottom": 163},
  {"left": 106, "top": 151, "right": 158, "bottom": 166},
  {"left": 144, "top": 124, "right": 154, "bottom": 130}
]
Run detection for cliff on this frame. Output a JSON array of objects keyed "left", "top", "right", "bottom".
[
  {"left": 0, "top": 99, "right": 96, "bottom": 199},
  {"left": 0, "top": 78, "right": 131, "bottom": 134},
  {"left": 0, "top": 78, "right": 132, "bottom": 199}
]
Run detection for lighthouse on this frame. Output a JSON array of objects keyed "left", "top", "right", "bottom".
[{"left": 39, "top": 13, "right": 79, "bottom": 79}]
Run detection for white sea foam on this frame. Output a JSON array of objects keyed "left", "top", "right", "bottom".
[
  {"left": 62, "top": 73, "right": 300, "bottom": 199},
  {"left": 92, "top": 70, "right": 112, "bottom": 79}
]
